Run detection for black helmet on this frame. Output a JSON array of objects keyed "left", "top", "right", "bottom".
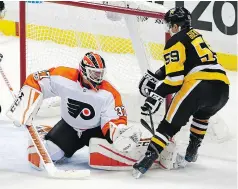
[
  {"left": 164, "top": 7, "right": 192, "bottom": 29},
  {"left": 0, "top": 1, "right": 4, "bottom": 12},
  {"left": 0, "top": 1, "right": 5, "bottom": 19}
]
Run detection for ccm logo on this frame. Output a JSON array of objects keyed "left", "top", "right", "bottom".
[{"left": 10, "top": 92, "right": 24, "bottom": 113}]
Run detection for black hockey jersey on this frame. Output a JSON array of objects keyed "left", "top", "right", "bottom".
[{"left": 155, "top": 27, "right": 230, "bottom": 97}]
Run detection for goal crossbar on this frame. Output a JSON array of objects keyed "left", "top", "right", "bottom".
[{"left": 47, "top": 1, "right": 165, "bottom": 19}]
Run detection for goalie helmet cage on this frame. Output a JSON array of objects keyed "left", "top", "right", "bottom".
[{"left": 19, "top": 1, "right": 172, "bottom": 122}]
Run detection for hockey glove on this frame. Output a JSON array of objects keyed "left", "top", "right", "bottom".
[
  {"left": 139, "top": 70, "right": 160, "bottom": 97},
  {"left": 109, "top": 122, "right": 141, "bottom": 152},
  {"left": 141, "top": 92, "right": 164, "bottom": 115}
]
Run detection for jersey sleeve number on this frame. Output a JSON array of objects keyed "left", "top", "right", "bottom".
[
  {"left": 33, "top": 70, "right": 50, "bottom": 81},
  {"left": 164, "top": 50, "right": 180, "bottom": 64},
  {"left": 191, "top": 37, "right": 217, "bottom": 63},
  {"left": 115, "top": 106, "right": 127, "bottom": 117}
]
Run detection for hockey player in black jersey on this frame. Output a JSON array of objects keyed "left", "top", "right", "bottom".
[
  {"left": 133, "top": 7, "right": 230, "bottom": 178},
  {"left": 0, "top": 1, "right": 5, "bottom": 19}
]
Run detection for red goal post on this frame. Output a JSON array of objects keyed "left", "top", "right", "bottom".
[{"left": 19, "top": 1, "right": 172, "bottom": 121}]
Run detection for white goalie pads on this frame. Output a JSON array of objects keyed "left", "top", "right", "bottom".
[
  {"left": 6, "top": 85, "right": 43, "bottom": 125},
  {"left": 159, "top": 139, "right": 178, "bottom": 170},
  {"left": 89, "top": 138, "right": 178, "bottom": 170}
]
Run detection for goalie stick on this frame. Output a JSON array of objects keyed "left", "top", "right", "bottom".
[
  {"left": 0, "top": 53, "right": 90, "bottom": 179},
  {"left": 0, "top": 53, "right": 15, "bottom": 99}
]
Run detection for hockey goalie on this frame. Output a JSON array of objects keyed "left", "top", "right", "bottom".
[{"left": 6, "top": 52, "right": 177, "bottom": 171}]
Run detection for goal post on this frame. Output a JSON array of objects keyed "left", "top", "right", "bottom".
[{"left": 19, "top": 1, "right": 171, "bottom": 123}]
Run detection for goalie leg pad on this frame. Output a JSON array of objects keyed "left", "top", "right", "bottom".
[
  {"left": 28, "top": 139, "right": 65, "bottom": 170},
  {"left": 89, "top": 137, "right": 179, "bottom": 171},
  {"left": 159, "top": 140, "right": 178, "bottom": 170},
  {"left": 89, "top": 138, "right": 160, "bottom": 170},
  {"left": 28, "top": 138, "right": 44, "bottom": 170},
  {"left": 45, "top": 140, "right": 65, "bottom": 162},
  {"left": 27, "top": 125, "right": 53, "bottom": 170}
]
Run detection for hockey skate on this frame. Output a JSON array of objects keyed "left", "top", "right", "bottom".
[
  {"left": 185, "top": 134, "right": 202, "bottom": 162},
  {"left": 173, "top": 153, "right": 188, "bottom": 169},
  {"left": 132, "top": 149, "right": 158, "bottom": 179}
]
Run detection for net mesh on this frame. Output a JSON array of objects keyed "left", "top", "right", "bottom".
[
  {"left": 23, "top": 1, "right": 231, "bottom": 144},
  {"left": 25, "top": 1, "right": 167, "bottom": 120}
]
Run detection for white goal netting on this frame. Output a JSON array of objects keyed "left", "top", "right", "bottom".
[
  {"left": 24, "top": 1, "right": 167, "bottom": 122},
  {"left": 23, "top": 1, "right": 231, "bottom": 144}
]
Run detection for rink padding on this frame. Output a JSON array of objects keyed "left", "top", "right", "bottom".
[{"left": 0, "top": 19, "right": 236, "bottom": 71}]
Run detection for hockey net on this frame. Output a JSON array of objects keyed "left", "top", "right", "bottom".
[
  {"left": 19, "top": 1, "right": 230, "bottom": 144},
  {"left": 20, "top": 1, "right": 169, "bottom": 121}
]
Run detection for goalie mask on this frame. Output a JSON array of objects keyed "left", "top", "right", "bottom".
[{"left": 79, "top": 52, "right": 106, "bottom": 91}]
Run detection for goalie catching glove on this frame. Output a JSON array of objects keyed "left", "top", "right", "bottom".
[
  {"left": 141, "top": 91, "right": 164, "bottom": 115},
  {"left": 109, "top": 122, "right": 142, "bottom": 152}
]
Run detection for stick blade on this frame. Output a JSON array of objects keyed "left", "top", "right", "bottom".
[
  {"left": 140, "top": 119, "right": 153, "bottom": 134},
  {"left": 50, "top": 169, "right": 90, "bottom": 179}
]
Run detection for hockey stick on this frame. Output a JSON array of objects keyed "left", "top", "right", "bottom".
[
  {"left": 140, "top": 90, "right": 155, "bottom": 135},
  {"left": 25, "top": 124, "right": 90, "bottom": 179},
  {"left": 0, "top": 53, "right": 16, "bottom": 99},
  {"left": 0, "top": 54, "right": 90, "bottom": 179},
  {"left": 140, "top": 108, "right": 155, "bottom": 135},
  {"left": 148, "top": 108, "right": 155, "bottom": 134},
  {"left": 140, "top": 118, "right": 154, "bottom": 135}
]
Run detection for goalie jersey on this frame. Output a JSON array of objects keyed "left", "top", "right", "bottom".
[
  {"left": 156, "top": 27, "right": 230, "bottom": 97},
  {"left": 24, "top": 66, "right": 127, "bottom": 135}
]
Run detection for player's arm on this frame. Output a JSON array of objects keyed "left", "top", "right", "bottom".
[
  {"left": 142, "top": 42, "right": 186, "bottom": 115},
  {"left": 24, "top": 68, "right": 60, "bottom": 98},
  {"left": 100, "top": 83, "right": 141, "bottom": 152},
  {"left": 6, "top": 68, "right": 58, "bottom": 125}
]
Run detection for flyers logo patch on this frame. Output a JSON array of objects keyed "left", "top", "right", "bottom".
[{"left": 67, "top": 98, "right": 95, "bottom": 120}]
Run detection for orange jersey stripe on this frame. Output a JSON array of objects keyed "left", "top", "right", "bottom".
[
  {"left": 100, "top": 80, "right": 127, "bottom": 135},
  {"left": 24, "top": 67, "right": 79, "bottom": 91},
  {"left": 99, "top": 80, "right": 124, "bottom": 107},
  {"left": 24, "top": 74, "right": 41, "bottom": 91},
  {"left": 50, "top": 66, "right": 79, "bottom": 82}
]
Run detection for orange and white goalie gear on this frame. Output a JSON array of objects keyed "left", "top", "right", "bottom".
[
  {"left": 6, "top": 85, "right": 43, "bottom": 126},
  {"left": 89, "top": 138, "right": 178, "bottom": 171},
  {"left": 109, "top": 122, "right": 142, "bottom": 152},
  {"left": 89, "top": 138, "right": 158, "bottom": 170},
  {"left": 28, "top": 125, "right": 65, "bottom": 170}
]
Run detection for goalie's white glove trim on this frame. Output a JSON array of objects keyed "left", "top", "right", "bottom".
[{"left": 109, "top": 122, "right": 142, "bottom": 152}]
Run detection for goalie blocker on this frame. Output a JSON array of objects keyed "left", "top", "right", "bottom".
[{"left": 6, "top": 85, "right": 43, "bottom": 126}]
